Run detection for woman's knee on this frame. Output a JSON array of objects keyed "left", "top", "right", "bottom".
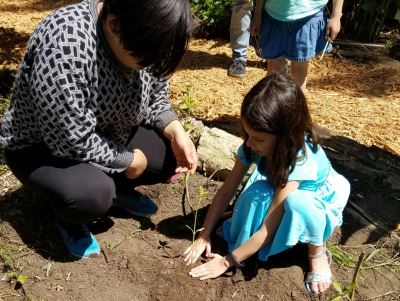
[{"left": 51, "top": 165, "right": 116, "bottom": 222}]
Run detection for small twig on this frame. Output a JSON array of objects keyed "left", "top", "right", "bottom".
[
  {"left": 205, "top": 168, "right": 229, "bottom": 186},
  {"left": 365, "top": 290, "right": 400, "bottom": 300},
  {"left": 101, "top": 246, "right": 110, "bottom": 263},
  {"left": 319, "top": 38, "right": 332, "bottom": 61},
  {"left": 350, "top": 252, "right": 365, "bottom": 301}
]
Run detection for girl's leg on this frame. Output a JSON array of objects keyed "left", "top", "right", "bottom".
[
  {"left": 307, "top": 244, "right": 332, "bottom": 293},
  {"left": 283, "top": 191, "right": 332, "bottom": 293},
  {"left": 267, "top": 58, "right": 287, "bottom": 75},
  {"left": 290, "top": 60, "right": 309, "bottom": 93}
]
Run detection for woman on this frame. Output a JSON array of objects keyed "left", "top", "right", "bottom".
[{"left": 0, "top": 0, "right": 197, "bottom": 259}]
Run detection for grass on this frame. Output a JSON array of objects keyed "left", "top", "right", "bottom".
[
  {"left": 0, "top": 94, "right": 10, "bottom": 115},
  {"left": 104, "top": 226, "right": 142, "bottom": 254},
  {"left": 329, "top": 243, "right": 400, "bottom": 300}
]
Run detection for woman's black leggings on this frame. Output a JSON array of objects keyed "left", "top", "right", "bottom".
[{"left": 5, "top": 126, "right": 176, "bottom": 224}]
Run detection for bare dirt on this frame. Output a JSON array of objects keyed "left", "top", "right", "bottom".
[{"left": 0, "top": 1, "right": 399, "bottom": 301}]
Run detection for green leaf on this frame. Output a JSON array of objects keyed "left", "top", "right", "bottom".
[
  {"left": 348, "top": 281, "right": 357, "bottom": 293},
  {"left": 331, "top": 296, "right": 343, "bottom": 301},
  {"left": 17, "top": 274, "right": 28, "bottom": 284},
  {"left": 332, "top": 279, "right": 343, "bottom": 294},
  {"left": 365, "top": 249, "right": 380, "bottom": 262},
  {"left": 394, "top": 8, "right": 400, "bottom": 21}
]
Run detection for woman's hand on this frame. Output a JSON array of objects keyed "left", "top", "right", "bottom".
[
  {"left": 164, "top": 120, "right": 198, "bottom": 175},
  {"left": 188, "top": 253, "right": 230, "bottom": 280},
  {"left": 183, "top": 236, "right": 211, "bottom": 265},
  {"left": 125, "top": 148, "right": 147, "bottom": 179}
]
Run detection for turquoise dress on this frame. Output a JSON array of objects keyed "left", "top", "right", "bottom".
[{"left": 223, "top": 141, "right": 350, "bottom": 261}]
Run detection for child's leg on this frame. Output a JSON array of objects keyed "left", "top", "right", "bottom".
[
  {"left": 307, "top": 243, "right": 332, "bottom": 294},
  {"left": 283, "top": 191, "right": 332, "bottom": 294},
  {"left": 290, "top": 60, "right": 309, "bottom": 93},
  {"left": 267, "top": 58, "right": 287, "bottom": 75}
]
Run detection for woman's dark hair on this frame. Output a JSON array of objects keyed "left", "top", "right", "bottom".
[
  {"left": 241, "top": 73, "right": 318, "bottom": 188},
  {"left": 101, "top": 0, "right": 191, "bottom": 79}
]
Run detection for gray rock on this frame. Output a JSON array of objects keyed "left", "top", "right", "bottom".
[{"left": 197, "top": 127, "right": 243, "bottom": 180}]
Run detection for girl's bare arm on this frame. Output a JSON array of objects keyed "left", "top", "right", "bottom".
[{"left": 231, "top": 180, "right": 300, "bottom": 263}]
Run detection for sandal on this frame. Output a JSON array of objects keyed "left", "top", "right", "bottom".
[{"left": 305, "top": 247, "right": 332, "bottom": 294}]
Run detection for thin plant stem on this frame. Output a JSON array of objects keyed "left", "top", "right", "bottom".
[
  {"left": 185, "top": 172, "right": 194, "bottom": 213},
  {"left": 350, "top": 252, "right": 365, "bottom": 301}
]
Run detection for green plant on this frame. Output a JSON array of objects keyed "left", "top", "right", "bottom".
[
  {"left": 331, "top": 252, "right": 365, "bottom": 301},
  {"left": 105, "top": 228, "right": 142, "bottom": 254},
  {"left": 0, "top": 94, "right": 10, "bottom": 115},
  {"left": 0, "top": 245, "right": 16, "bottom": 272},
  {"left": 179, "top": 85, "right": 197, "bottom": 117},
  {"left": 186, "top": 180, "right": 207, "bottom": 244},
  {"left": 191, "top": 0, "right": 231, "bottom": 38}
]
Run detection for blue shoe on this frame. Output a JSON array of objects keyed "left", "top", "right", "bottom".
[
  {"left": 56, "top": 222, "right": 100, "bottom": 259},
  {"left": 114, "top": 191, "right": 158, "bottom": 217}
]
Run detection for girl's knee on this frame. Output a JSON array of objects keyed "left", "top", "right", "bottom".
[{"left": 284, "top": 190, "right": 311, "bottom": 213}]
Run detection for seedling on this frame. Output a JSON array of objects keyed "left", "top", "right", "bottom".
[
  {"left": 179, "top": 85, "right": 197, "bottom": 117},
  {"left": 105, "top": 228, "right": 142, "bottom": 254},
  {"left": 331, "top": 252, "right": 364, "bottom": 301},
  {"left": 185, "top": 179, "right": 207, "bottom": 244}
]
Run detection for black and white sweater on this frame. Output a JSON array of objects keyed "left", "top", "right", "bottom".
[{"left": 0, "top": 0, "right": 178, "bottom": 173}]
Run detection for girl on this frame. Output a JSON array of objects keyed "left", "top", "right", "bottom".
[
  {"left": 251, "top": 0, "right": 343, "bottom": 92},
  {"left": 183, "top": 74, "right": 350, "bottom": 294}
]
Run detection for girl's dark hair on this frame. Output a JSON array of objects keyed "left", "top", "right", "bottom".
[
  {"left": 101, "top": 0, "right": 191, "bottom": 79},
  {"left": 241, "top": 73, "right": 318, "bottom": 188}
]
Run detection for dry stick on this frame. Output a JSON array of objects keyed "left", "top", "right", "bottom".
[
  {"left": 365, "top": 290, "right": 400, "bottom": 300},
  {"left": 350, "top": 252, "right": 365, "bottom": 301},
  {"left": 101, "top": 246, "right": 110, "bottom": 263}
]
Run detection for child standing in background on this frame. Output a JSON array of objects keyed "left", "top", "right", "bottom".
[
  {"left": 183, "top": 74, "right": 350, "bottom": 294},
  {"left": 251, "top": 0, "right": 343, "bottom": 92}
]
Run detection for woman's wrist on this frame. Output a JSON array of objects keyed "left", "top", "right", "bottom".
[{"left": 163, "top": 120, "right": 184, "bottom": 141}]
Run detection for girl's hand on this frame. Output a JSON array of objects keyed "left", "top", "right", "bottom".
[
  {"left": 183, "top": 236, "right": 211, "bottom": 265},
  {"left": 188, "top": 253, "right": 230, "bottom": 280},
  {"left": 250, "top": 14, "right": 262, "bottom": 37},
  {"left": 326, "top": 15, "right": 341, "bottom": 41}
]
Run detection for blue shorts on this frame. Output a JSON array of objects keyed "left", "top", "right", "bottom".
[{"left": 259, "top": 9, "right": 332, "bottom": 61}]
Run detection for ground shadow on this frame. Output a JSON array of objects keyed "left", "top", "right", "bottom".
[
  {"left": 318, "top": 128, "right": 400, "bottom": 245},
  {"left": 0, "top": 186, "right": 119, "bottom": 262},
  {"left": 177, "top": 48, "right": 263, "bottom": 71}
]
